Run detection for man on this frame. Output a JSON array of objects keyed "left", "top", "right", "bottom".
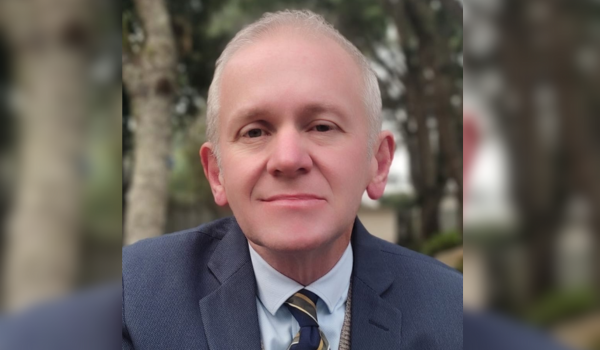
[{"left": 122, "top": 10, "right": 462, "bottom": 350}]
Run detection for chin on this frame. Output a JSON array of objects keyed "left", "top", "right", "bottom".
[
  {"left": 254, "top": 226, "right": 340, "bottom": 253},
  {"left": 272, "top": 239, "right": 326, "bottom": 252}
]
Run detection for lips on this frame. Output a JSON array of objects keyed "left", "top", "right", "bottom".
[
  {"left": 260, "top": 194, "right": 326, "bottom": 209},
  {"left": 261, "top": 194, "right": 325, "bottom": 202}
]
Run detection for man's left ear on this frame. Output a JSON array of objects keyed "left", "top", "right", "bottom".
[{"left": 366, "top": 131, "right": 395, "bottom": 200}]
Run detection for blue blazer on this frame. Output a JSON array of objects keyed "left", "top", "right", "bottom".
[{"left": 122, "top": 217, "right": 463, "bottom": 349}]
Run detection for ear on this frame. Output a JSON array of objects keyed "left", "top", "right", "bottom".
[
  {"left": 463, "top": 115, "right": 479, "bottom": 199},
  {"left": 200, "top": 143, "right": 228, "bottom": 206},
  {"left": 366, "top": 131, "right": 395, "bottom": 200}
]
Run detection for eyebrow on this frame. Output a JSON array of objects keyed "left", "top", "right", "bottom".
[
  {"left": 298, "top": 103, "right": 345, "bottom": 119},
  {"left": 231, "top": 106, "right": 274, "bottom": 124},
  {"left": 231, "top": 102, "right": 345, "bottom": 124}
]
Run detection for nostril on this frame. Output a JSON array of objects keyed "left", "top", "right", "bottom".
[{"left": 266, "top": 134, "right": 314, "bottom": 176}]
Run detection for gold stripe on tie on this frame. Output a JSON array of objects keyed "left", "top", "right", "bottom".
[
  {"left": 286, "top": 332, "right": 300, "bottom": 350},
  {"left": 295, "top": 292, "right": 317, "bottom": 309},
  {"left": 286, "top": 303, "right": 318, "bottom": 324},
  {"left": 286, "top": 293, "right": 318, "bottom": 321},
  {"left": 285, "top": 290, "right": 331, "bottom": 350}
]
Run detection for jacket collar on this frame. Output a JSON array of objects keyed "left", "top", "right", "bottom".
[
  {"left": 198, "top": 217, "right": 402, "bottom": 349},
  {"left": 199, "top": 219, "right": 262, "bottom": 350},
  {"left": 206, "top": 218, "right": 252, "bottom": 284},
  {"left": 350, "top": 218, "right": 403, "bottom": 349}
]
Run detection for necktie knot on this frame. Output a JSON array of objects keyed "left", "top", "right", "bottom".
[
  {"left": 285, "top": 289, "right": 319, "bottom": 327},
  {"left": 285, "top": 289, "right": 329, "bottom": 350}
]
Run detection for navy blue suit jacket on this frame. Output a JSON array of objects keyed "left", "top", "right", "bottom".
[{"left": 122, "top": 217, "right": 463, "bottom": 349}]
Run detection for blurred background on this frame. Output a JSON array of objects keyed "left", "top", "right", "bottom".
[
  {"left": 121, "top": 0, "right": 464, "bottom": 255},
  {"left": 0, "top": 0, "right": 598, "bottom": 349},
  {"left": 464, "top": 0, "right": 600, "bottom": 349},
  {"left": 0, "top": 0, "right": 122, "bottom": 313}
]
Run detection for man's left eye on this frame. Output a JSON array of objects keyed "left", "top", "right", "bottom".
[
  {"left": 245, "top": 129, "right": 264, "bottom": 138},
  {"left": 314, "top": 124, "right": 332, "bottom": 132}
]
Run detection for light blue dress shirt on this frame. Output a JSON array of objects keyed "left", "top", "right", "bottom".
[{"left": 248, "top": 243, "right": 353, "bottom": 350}]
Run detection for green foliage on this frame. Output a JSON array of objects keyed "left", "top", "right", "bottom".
[
  {"left": 524, "top": 288, "right": 599, "bottom": 327},
  {"left": 379, "top": 193, "right": 416, "bottom": 211},
  {"left": 168, "top": 120, "right": 214, "bottom": 206},
  {"left": 463, "top": 225, "right": 519, "bottom": 248},
  {"left": 83, "top": 106, "right": 122, "bottom": 245},
  {"left": 420, "top": 231, "right": 462, "bottom": 256}
]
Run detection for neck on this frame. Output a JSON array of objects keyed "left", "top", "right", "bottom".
[{"left": 249, "top": 231, "right": 351, "bottom": 286}]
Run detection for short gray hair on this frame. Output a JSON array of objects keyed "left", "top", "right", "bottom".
[{"left": 206, "top": 10, "right": 382, "bottom": 160}]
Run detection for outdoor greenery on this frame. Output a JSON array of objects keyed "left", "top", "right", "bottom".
[
  {"left": 420, "top": 231, "right": 462, "bottom": 256},
  {"left": 379, "top": 193, "right": 416, "bottom": 211},
  {"left": 122, "top": 0, "right": 463, "bottom": 241},
  {"left": 524, "top": 288, "right": 599, "bottom": 327}
]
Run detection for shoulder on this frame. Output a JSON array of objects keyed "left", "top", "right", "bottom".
[
  {"left": 122, "top": 217, "right": 234, "bottom": 271},
  {"left": 122, "top": 217, "right": 237, "bottom": 299},
  {"left": 122, "top": 219, "right": 240, "bottom": 348},
  {"left": 380, "top": 240, "right": 463, "bottom": 316},
  {"left": 354, "top": 231, "right": 462, "bottom": 303},
  {"left": 358, "top": 235, "right": 463, "bottom": 347},
  {"left": 367, "top": 235, "right": 463, "bottom": 292}
]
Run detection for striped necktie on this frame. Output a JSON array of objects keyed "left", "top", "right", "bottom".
[{"left": 285, "top": 289, "right": 330, "bottom": 350}]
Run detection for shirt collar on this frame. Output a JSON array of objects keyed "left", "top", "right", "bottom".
[{"left": 249, "top": 242, "right": 353, "bottom": 316}]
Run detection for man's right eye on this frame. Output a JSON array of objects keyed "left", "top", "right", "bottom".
[{"left": 245, "top": 129, "right": 263, "bottom": 138}]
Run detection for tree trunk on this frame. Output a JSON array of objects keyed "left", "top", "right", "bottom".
[
  {"left": 420, "top": 191, "right": 442, "bottom": 241},
  {"left": 435, "top": 83, "right": 462, "bottom": 235},
  {"left": 123, "top": 0, "right": 177, "bottom": 245},
  {"left": 1, "top": 0, "right": 94, "bottom": 311},
  {"left": 495, "top": 0, "right": 569, "bottom": 299},
  {"left": 385, "top": 0, "right": 462, "bottom": 240}
]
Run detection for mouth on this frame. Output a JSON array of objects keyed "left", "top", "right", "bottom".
[
  {"left": 261, "top": 194, "right": 325, "bottom": 202},
  {"left": 260, "top": 194, "right": 326, "bottom": 208}
]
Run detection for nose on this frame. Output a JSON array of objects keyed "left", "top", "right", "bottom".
[{"left": 266, "top": 129, "right": 313, "bottom": 177}]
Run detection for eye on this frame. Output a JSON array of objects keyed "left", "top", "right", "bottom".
[
  {"left": 313, "top": 124, "right": 333, "bottom": 132},
  {"left": 244, "top": 128, "right": 264, "bottom": 138}
]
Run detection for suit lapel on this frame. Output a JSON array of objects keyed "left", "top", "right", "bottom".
[
  {"left": 350, "top": 219, "right": 403, "bottom": 349},
  {"left": 198, "top": 220, "right": 262, "bottom": 350}
]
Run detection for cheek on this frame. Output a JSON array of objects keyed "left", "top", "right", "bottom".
[
  {"left": 221, "top": 157, "right": 261, "bottom": 196},
  {"left": 320, "top": 145, "right": 371, "bottom": 190}
]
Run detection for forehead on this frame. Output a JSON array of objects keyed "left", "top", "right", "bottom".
[
  {"left": 224, "top": 27, "right": 363, "bottom": 81},
  {"left": 218, "top": 28, "right": 365, "bottom": 123}
]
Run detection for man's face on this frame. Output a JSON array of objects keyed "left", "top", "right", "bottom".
[{"left": 203, "top": 30, "right": 383, "bottom": 253}]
